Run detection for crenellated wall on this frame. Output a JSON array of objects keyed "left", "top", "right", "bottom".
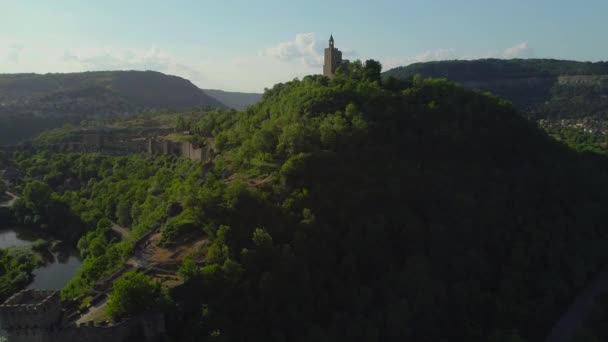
[
  {"left": 0, "top": 290, "right": 166, "bottom": 342},
  {"left": 0, "top": 290, "right": 62, "bottom": 342}
]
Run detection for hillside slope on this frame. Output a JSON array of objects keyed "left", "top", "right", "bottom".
[
  {"left": 0, "top": 71, "right": 224, "bottom": 144},
  {"left": 101, "top": 62, "right": 608, "bottom": 341},
  {"left": 0, "top": 70, "right": 224, "bottom": 112},
  {"left": 203, "top": 89, "right": 262, "bottom": 110},
  {"left": 383, "top": 59, "right": 608, "bottom": 120},
  {"left": 13, "top": 61, "right": 608, "bottom": 341}
]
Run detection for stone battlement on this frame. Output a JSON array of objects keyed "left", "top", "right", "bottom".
[
  {"left": 0, "top": 290, "right": 62, "bottom": 332},
  {"left": 0, "top": 290, "right": 166, "bottom": 342},
  {"left": 1, "top": 290, "right": 58, "bottom": 307},
  {"left": 0, "top": 290, "right": 60, "bottom": 314}
]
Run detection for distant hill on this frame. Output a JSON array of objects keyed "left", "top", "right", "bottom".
[
  {"left": 383, "top": 59, "right": 608, "bottom": 120},
  {"left": 204, "top": 89, "right": 262, "bottom": 110},
  {"left": 0, "top": 70, "right": 225, "bottom": 144},
  {"left": 0, "top": 70, "right": 224, "bottom": 113}
]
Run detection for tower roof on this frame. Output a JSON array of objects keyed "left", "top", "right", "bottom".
[{"left": 330, "top": 34, "right": 334, "bottom": 42}]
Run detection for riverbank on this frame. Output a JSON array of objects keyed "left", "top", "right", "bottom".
[{"left": 0, "top": 227, "right": 82, "bottom": 299}]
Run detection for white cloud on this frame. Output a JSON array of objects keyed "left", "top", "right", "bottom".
[
  {"left": 383, "top": 42, "right": 535, "bottom": 70},
  {"left": 383, "top": 49, "right": 459, "bottom": 70},
  {"left": 5, "top": 44, "right": 23, "bottom": 63},
  {"left": 0, "top": 37, "right": 536, "bottom": 93},
  {"left": 259, "top": 33, "right": 323, "bottom": 67},
  {"left": 60, "top": 47, "right": 205, "bottom": 83},
  {"left": 491, "top": 42, "right": 534, "bottom": 59},
  {"left": 259, "top": 32, "right": 357, "bottom": 68}
]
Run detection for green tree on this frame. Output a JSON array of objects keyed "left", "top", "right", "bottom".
[
  {"left": 106, "top": 271, "right": 170, "bottom": 318},
  {"left": 178, "top": 257, "right": 201, "bottom": 281},
  {"left": 252, "top": 228, "right": 273, "bottom": 249},
  {"left": 364, "top": 59, "right": 382, "bottom": 83}
]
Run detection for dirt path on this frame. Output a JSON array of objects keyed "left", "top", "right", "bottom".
[
  {"left": 110, "top": 222, "right": 130, "bottom": 239},
  {"left": 131, "top": 232, "right": 207, "bottom": 271},
  {"left": 0, "top": 191, "right": 18, "bottom": 208},
  {"left": 545, "top": 270, "right": 608, "bottom": 342},
  {"left": 0, "top": 172, "right": 18, "bottom": 208}
]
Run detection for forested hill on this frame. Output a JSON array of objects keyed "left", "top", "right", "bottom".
[
  {"left": 0, "top": 70, "right": 224, "bottom": 111},
  {"left": 0, "top": 71, "right": 224, "bottom": 144},
  {"left": 24, "top": 60, "right": 608, "bottom": 341},
  {"left": 383, "top": 59, "right": 608, "bottom": 120},
  {"left": 11, "top": 61, "right": 608, "bottom": 340}
]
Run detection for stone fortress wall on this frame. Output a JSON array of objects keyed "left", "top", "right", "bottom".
[
  {"left": 44, "top": 129, "right": 216, "bottom": 164},
  {"left": 147, "top": 137, "right": 214, "bottom": 163},
  {"left": 557, "top": 75, "right": 608, "bottom": 86},
  {"left": 0, "top": 290, "right": 61, "bottom": 342},
  {"left": 0, "top": 290, "right": 165, "bottom": 342}
]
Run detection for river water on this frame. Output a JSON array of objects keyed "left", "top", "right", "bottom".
[
  {"left": 0, "top": 228, "right": 83, "bottom": 338},
  {"left": 0, "top": 228, "right": 83, "bottom": 289}
]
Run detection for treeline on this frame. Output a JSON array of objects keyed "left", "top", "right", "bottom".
[
  {"left": 383, "top": 59, "right": 608, "bottom": 81},
  {"left": 546, "top": 127, "right": 608, "bottom": 156}
]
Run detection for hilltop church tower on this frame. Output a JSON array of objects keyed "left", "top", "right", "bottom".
[{"left": 323, "top": 35, "right": 343, "bottom": 78}]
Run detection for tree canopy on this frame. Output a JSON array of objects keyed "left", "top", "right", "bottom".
[{"left": 106, "top": 271, "right": 170, "bottom": 319}]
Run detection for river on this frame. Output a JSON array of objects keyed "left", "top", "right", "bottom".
[{"left": 0, "top": 228, "right": 83, "bottom": 289}]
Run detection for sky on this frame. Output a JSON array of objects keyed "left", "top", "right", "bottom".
[{"left": 1, "top": 0, "right": 607, "bottom": 92}]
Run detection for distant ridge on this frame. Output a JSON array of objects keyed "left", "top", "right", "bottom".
[
  {"left": 0, "top": 70, "right": 225, "bottom": 112},
  {"left": 204, "top": 89, "right": 262, "bottom": 110},
  {"left": 0, "top": 70, "right": 225, "bottom": 144},
  {"left": 383, "top": 59, "right": 608, "bottom": 120}
]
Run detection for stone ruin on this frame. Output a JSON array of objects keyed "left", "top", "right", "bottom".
[
  {"left": 0, "top": 289, "right": 165, "bottom": 342},
  {"left": 0, "top": 290, "right": 60, "bottom": 342}
]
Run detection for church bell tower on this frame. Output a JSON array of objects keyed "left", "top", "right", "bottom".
[{"left": 324, "top": 34, "right": 343, "bottom": 78}]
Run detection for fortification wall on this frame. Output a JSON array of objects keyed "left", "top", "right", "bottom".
[
  {"left": 55, "top": 313, "right": 165, "bottom": 342},
  {"left": 1, "top": 289, "right": 165, "bottom": 342},
  {"left": 0, "top": 290, "right": 62, "bottom": 330},
  {"left": 148, "top": 138, "right": 215, "bottom": 163},
  {"left": 558, "top": 75, "right": 608, "bottom": 86}
]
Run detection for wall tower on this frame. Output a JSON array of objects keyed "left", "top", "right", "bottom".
[{"left": 323, "top": 34, "right": 343, "bottom": 79}]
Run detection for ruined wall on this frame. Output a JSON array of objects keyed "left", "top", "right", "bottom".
[
  {"left": 1, "top": 290, "right": 165, "bottom": 342},
  {"left": 558, "top": 75, "right": 608, "bottom": 86},
  {"left": 0, "top": 290, "right": 62, "bottom": 342},
  {"left": 148, "top": 138, "right": 215, "bottom": 163}
]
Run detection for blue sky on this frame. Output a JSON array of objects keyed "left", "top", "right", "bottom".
[{"left": 1, "top": 0, "right": 607, "bottom": 92}]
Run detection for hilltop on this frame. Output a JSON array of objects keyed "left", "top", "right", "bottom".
[
  {"left": 383, "top": 59, "right": 608, "bottom": 121},
  {"left": 0, "top": 71, "right": 225, "bottom": 144},
  {"left": 11, "top": 61, "right": 608, "bottom": 341}
]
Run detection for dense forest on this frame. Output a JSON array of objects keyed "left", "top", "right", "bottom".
[
  {"left": 383, "top": 59, "right": 608, "bottom": 120},
  {"left": 8, "top": 60, "right": 608, "bottom": 341}
]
